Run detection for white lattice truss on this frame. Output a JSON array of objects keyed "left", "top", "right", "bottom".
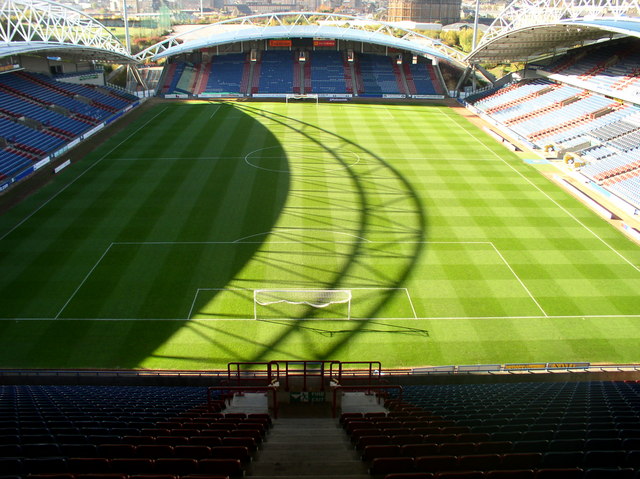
[
  {"left": 135, "top": 12, "right": 465, "bottom": 64},
  {"left": 480, "top": 0, "right": 640, "bottom": 46},
  {"left": 0, "top": 0, "right": 129, "bottom": 57}
]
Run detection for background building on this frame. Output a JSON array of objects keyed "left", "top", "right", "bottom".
[{"left": 388, "top": 0, "right": 461, "bottom": 24}]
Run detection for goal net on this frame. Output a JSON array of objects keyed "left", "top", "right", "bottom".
[
  {"left": 285, "top": 94, "right": 319, "bottom": 104},
  {"left": 253, "top": 289, "right": 352, "bottom": 320}
]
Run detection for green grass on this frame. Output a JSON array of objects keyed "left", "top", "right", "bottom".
[{"left": 0, "top": 101, "right": 639, "bottom": 370}]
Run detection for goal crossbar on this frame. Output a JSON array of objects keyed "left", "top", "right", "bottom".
[{"left": 254, "top": 289, "right": 352, "bottom": 319}]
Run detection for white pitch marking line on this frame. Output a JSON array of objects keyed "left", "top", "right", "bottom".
[
  {"left": 489, "top": 242, "right": 548, "bottom": 318},
  {"left": 441, "top": 109, "right": 640, "bottom": 274},
  {"left": 404, "top": 288, "right": 419, "bottom": 319},
  {"left": 6, "top": 314, "right": 640, "bottom": 321},
  {"left": 113, "top": 156, "right": 244, "bottom": 161},
  {"left": 209, "top": 105, "right": 221, "bottom": 120},
  {"left": 187, "top": 289, "right": 203, "bottom": 320},
  {"left": 55, "top": 243, "right": 114, "bottom": 319},
  {"left": 0, "top": 107, "right": 170, "bottom": 242}
]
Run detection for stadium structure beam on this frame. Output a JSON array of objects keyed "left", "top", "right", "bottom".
[
  {"left": 134, "top": 12, "right": 466, "bottom": 67},
  {"left": 467, "top": 0, "right": 640, "bottom": 63},
  {"left": 0, "top": 0, "right": 134, "bottom": 63}
]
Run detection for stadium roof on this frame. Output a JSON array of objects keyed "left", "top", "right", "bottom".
[
  {"left": 134, "top": 12, "right": 466, "bottom": 66},
  {"left": 0, "top": 0, "right": 135, "bottom": 63},
  {"left": 468, "top": 0, "right": 640, "bottom": 63}
]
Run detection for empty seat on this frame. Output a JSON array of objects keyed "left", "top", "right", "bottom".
[
  {"left": 155, "top": 457, "right": 198, "bottom": 474},
  {"left": 67, "top": 457, "right": 110, "bottom": 474},
  {"left": 401, "top": 443, "right": 440, "bottom": 458},
  {"left": 583, "top": 450, "right": 626, "bottom": 468},
  {"left": 197, "top": 458, "right": 243, "bottom": 476},
  {"left": 414, "top": 455, "right": 457, "bottom": 473},
  {"left": 363, "top": 445, "right": 402, "bottom": 462},
  {"left": 500, "top": 452, "right": 542, "bottom": 469},
  {"left": 370, "top": 456, "right": 415, "bottom": 476}
]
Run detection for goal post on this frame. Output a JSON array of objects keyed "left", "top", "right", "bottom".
[
  {"left": 285, "top": 93, "right": 319, "bottom": 104},
  {"left": 253, "top": 289, "right": 352, "bottom": 320}
]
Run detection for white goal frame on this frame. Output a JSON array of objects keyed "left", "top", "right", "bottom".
[
  {"left": 285, "top": 93, "right": 319, "bottom": 104},
  {"left": 253, "top": 288, "right": 352, "bottom": 320}
]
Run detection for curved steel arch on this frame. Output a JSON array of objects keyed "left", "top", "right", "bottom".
[
  {"left": 134, "top": 12, "right": 465, "bottom": 65},
  {"left": 0, "top": 0, "right": 132, "bottom": 61},
  {"left": 481, "top": 0, "right": 639, "bottom": 45},
  {"left": 468, "top": 0, "right": 640, "bottom": 62}
]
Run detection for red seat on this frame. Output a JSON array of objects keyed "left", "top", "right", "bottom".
[
  {"left": 500, "top": 453, "right": 542, "bottom": 470},
  {"left": 110, "top": 458, "right": 155, "bottom": 474},
  {"left": 98, "top": 444, "right": 136, "bottom": 458},
  {"left": 434, "top": 472, "right": 483, "bottom": 479},
  {"left": 155, "top": 436, "right": 189, "bottom": 446},
  {"left": 173, "top": 445, "right": 212, "bottom": 459},
  {"left": 197, "top": 458, "right": 243, "bottom": 476},
  {"left": 135, "top": 444, "right": 174, "bottom": 458},
  {"left": 414, "top": 455, "right": 457, "bottom": 473},
  {"left": 357, "top": 435, "right": 391, "bottom": 450},
  {"left": 384, "top": 474, "right": 434, "bottom": 479},
  {"left": 370, "top": 456, "right": 415, "bottom": 476},
  {"left": 485, "top": 470, "right": 534, "bottom": 479},
  {"left": 363, "top": 444, "right": 402, "bottom": 463},
  {"left": 535, "top": 468, "right": 584, "bottom": 479},
  {"left": 155, "top": 457, "right": 199, "bottom": 475},
  {"left": 67, "top": 457, "right": 111, "bottom": 474},
  {"left": 457, "top": 454, "right": 502, "bottom": 471},
  {"left": 189, "top": 436, "right": 223, "bottom": 447},
  {"left": 400, "top": 443, "right": 439, "bottom": 458},
  {"left": 221, "top": 436, "right": 257, "bottom": 452},
  {"left": 210, "top": 446, "right": 251, "bottom": 463},
  {"left": 439, "top": 442, "right": 477, "bottom": 456}
]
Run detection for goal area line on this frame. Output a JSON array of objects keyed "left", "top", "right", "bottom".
[{"left": 188, "top": 287, "right": 418, "bottom": 321}]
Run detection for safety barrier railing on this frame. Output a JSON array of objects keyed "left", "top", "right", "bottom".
[
  {"left": 329, "top": 361, "right": 382, "bottom": 385},
  {"left": 226, "top": 361, "right": 279, "bottom": 385},
  {"left": 277, "top": 360, "right": 339, "bottom": 391}
]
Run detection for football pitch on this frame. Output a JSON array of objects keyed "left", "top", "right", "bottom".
[{"left": 0, "top": 101, "right": 639, "bottom": 370}]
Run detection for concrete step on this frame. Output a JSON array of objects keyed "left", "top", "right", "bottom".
[
  {"left": 248, "top": 417, "right": 367, "bottom": 477},
  {"left": 250, "top": 476, "right": 370, "bottom": 479}
]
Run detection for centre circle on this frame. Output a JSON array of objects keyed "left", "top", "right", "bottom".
[{"left": 245, "top": 146, "right": 360, "bottom": 173}]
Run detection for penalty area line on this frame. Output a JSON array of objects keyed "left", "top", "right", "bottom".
[{"left": 55, "top": 243, "right": 114, "bottom": 319}]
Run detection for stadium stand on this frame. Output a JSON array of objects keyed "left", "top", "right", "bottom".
[
  {"left": 309, "top": 51, "right": 349, "bottom": 95},
  {"left": 343, "top": 381, "right": 640, "bottom": 478},
  {"left": 0, "top": 384, "right": 271, "bottom": 478},
  {"left": 0, "top": 71, "right": 138, "bottom": 188},
  {"left": 202, "top": 54, "right": 248, "bottom": 96},
  {"left": 467, "top": 59, "right": 640, "bottom": 209},
  {"left": 545, "top": 41, "right": 640, "bottom": 99},
  {"left": 160, "top": 52, "right": 444, "bottom": 99},
  {"left": 407, "top": 61, "right": 441, "bottom": 96},
  {"left": 257, "top": 51, "right": 294, "bottom": 94},
  {"left": 358, "top": 53, "right": 403, "bottom": 97}
]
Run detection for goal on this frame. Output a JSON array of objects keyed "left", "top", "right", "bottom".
[
  {"left": 285, "top": 94, "right": 319, "bottom": 104},
  {"left": 253, "top": 289, "right": 352, "bottom": 320}
]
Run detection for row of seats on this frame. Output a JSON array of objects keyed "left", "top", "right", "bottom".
[
  {"left": 0, "top": 456, "right": 244, "bottom": 477},
  {"left": 545, "top": 40, "right": 640, "bottom": 98}
]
